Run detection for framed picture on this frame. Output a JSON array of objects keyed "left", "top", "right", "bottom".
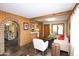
[
  {"left": 23, "top": 23, "right": 29, "bottom": 30},
  {"left": 30, "top": 24, "right": 35, "bottom": 30},
  {"left": 35, "top": 24, "right": 39, "bottom": 29}
]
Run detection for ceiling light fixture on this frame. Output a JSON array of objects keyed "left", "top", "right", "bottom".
[
  {"left": 45, "top": 18, "right": 56, "bottom": 21},
  {"left": 6, "top": 23, "right": 10, "bottom": 26}
]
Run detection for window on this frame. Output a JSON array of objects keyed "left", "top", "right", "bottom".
[
  {"left": 53, "top": 25, "right": 58, "bottom": 34},
  {"left": 52, "top": 24, "right": 64, "bottom": 35}
]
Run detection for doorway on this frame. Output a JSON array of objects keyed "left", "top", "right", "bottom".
[
  {"left": 44, "top": 24, "right": 50, "bottom": 38},
  {"left": 4, "top": 21, "right": 19, "bottom": 53}
]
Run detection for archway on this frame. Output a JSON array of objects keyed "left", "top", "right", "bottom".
[
  {"left": 0, "top": 18, "right": 20, "bottom": 55},
  {"left": 4, "top": 21, "right": 19, "bottom": 53}
]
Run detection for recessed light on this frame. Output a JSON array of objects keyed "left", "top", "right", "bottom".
[
  {"left": 45, "top": 18, "right": 56, "bottom": 21},
  {"left": 6, "top": 23, "right": 10, "bottom": 25}
]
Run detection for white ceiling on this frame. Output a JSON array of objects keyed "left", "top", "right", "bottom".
[
  {"left": 37, "top": 15, "right": 70, "bottom": 22},
  {"left": 0, "top": 3, "right": 75, "bottom": 18}
]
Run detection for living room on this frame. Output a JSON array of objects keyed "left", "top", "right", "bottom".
[{"left": 0, "top": 3, "right": 78, "bottom": 56}]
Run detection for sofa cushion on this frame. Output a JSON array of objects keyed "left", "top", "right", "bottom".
[{"left": 58, "top": 34, "right": 64, "bottom": 40}]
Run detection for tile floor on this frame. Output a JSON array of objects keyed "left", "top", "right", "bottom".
[{"left": 1, "top": 43, "right": 69, "bottom": 56}]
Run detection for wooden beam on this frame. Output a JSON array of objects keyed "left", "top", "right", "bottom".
[
  {"left": 31, "top": 10, "right": 73, "bottom": 20},
  {"left": 65, "top": 4, "right": 77, "bottom": 22},
  {"left": 72, "top": 3, "right": 79, "bottom": 11},
  {"left": 72, "top": 3, "right": 79, "bottom": 14}
]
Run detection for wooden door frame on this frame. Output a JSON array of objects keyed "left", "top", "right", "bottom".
[{"left": 43, "top": 24, "right": 50, "bottom": 38}]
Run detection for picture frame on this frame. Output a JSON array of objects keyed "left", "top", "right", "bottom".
[
  {"left": 30, "top": 24, "right": 35, "bottom": 30},
  {"left": 23, "top": 23, "right": 29, "bottom": 30}
]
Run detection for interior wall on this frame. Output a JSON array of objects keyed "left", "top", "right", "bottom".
[
  {"left": 38, "top": 22, "right": 43, "bottom": 38},
  {"left": 70, "top": 5, "right": 79, "bottom": 56},
  {"left": 8, "top": 22, "right": 17, "bottom": 33},
  {"left": 0, "top": 11, "right": 32, "bottom": 47},
  {"left": 30, "top": 20, "right": 43, "bottom": 39},
  {"left": 66, "top": 18, "right": 71, "bottom": 37}
]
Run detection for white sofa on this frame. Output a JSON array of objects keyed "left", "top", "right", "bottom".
[{"left": 54, "top": 37, "right": 70, "bottom": 52}]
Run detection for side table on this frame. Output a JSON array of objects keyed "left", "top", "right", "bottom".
[{"left": 51, "top": 43, "right": 60, "bottom": 56}]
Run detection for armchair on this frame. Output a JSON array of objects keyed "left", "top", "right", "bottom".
[{"left": 33, "top": 38, "right": 49, "bottom": 55}]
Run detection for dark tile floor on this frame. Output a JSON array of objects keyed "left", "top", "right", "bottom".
[{"left": 2, "top": 43, "right": 69, "bottom": 56}]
